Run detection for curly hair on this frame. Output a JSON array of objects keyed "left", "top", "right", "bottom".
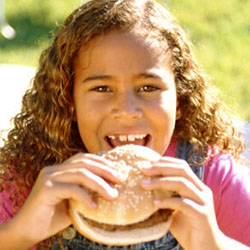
[{"left": 0, "top": 0, "right": 244, "bottom": 248}]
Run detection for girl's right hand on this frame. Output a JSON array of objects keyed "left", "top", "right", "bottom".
[{"left": 7, "top": 153, "right": 121, "bottom": 248}]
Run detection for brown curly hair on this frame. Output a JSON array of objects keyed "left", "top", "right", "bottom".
[{"left": 0, "top": 0, "right": 244, "bottom": 248}]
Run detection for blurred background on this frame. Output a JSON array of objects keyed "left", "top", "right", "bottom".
[{"left": 0, "top": 0, "right": 250, "bottom": 156}]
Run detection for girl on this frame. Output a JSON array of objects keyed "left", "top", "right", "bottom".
[{"left": 0, "top": 0, "right": 249, "bottom": 249}]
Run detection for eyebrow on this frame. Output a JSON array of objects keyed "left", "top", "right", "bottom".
[
  {"left": 82, "top": 75, "right": 112, "bottom": 83},
  {"left": 81, "top": 71, "right": 163, "bottom": 83},
  {"left": 136, "top": 72, "right": 163, "bottom": 81}
]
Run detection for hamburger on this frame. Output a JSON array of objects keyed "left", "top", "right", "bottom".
[{"left": 69, "top": 144, "right": 173, "bottom": 246}]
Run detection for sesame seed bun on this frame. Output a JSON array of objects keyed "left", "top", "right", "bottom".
[{"left": 69, "top": 145, "right": 173, "bottom": 246}]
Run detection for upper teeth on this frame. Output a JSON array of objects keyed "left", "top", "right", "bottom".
[{"left": 108, "top": 134, "right": 147, "bottom": 142}]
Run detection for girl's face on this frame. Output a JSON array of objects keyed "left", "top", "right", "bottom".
[{"left": 73, "top": 30, "right": 180, "bottom": 155}]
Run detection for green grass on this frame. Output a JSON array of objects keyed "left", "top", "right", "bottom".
[
  {"left": 1, "top": 0, "right": 250, "bottom": 120},
  {"left": 0, "top": 0, "right": 80, "bottom": 66},
  {"left": 169, "top": 0, "right": 250, "bottom": 120}
]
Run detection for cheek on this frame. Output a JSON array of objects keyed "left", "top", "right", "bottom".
[
  {"left": 75, "top": 97, "right": 107, "bottom": 137},
  {"left": 76, "top": 105, "right": 99, "bottom": 131},
  {"left": 157, "top": 92, "right": 177, "bottom": 119},
  {"left": 154, "top": 94, "right": 177, "bottom": 137},
  {"left": 152, "top": 95, "right": 177, "bottom": 154},
  {"left": 75, "top": 110, "right": 100, "bottom": 152},
  {"left": 75, "top": 94, "right": 100, "bottom": 119},
  {"left": 142, "top": 92, "right": 177, "bottom": 127}
]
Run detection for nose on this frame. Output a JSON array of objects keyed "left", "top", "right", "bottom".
[{"left": 111, "top": 92, "right": 142, "bottom": 120}]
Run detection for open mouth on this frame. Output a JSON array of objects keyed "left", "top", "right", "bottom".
[{"left": 105, "top": 134, "right": 151, "bottom": 148}]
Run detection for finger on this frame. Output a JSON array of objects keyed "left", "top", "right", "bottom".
[
  {"left": 76, "top": 155, "right": 123, "bottom": 183},
  {"left": 51, "top": 154, "right": 122, "bottom": 183},
  {"left": 154, "top": 196, "right": 206, "bottom": 218},
  {"left": 41, "top": 182, "right": 98, "bottom": 209},
  {"left": 142, "top": 157, "right": 195, "bottom": 177},
  {"left": 48, "top": 168, "right": 119, "bottom": 201},
  {"left": 66, "top": 153, "right": 115, "bottom": 167},
  {"left": 141, "top": 177, "right": 204, "bottom": 205},
  {"left": 142, "top": 158, "right": 204, "bottom": 191}
]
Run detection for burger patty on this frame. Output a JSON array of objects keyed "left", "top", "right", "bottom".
[{"left": 81, "top": 209, "right": 172, "bottom": 232}]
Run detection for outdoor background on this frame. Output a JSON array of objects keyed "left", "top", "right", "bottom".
[{"left": 0, "top": 0, "right": 250, "bottom": 121}]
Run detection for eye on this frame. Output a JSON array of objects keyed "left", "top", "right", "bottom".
[
  {"left": 138, "top": 85, "right": 160, "bottom": 92},
  {"left": 91, "top": 86, "right": 111, "bottom": 92}
]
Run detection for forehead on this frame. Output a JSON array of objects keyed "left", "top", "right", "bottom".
[{"left": 74, "top": 30, "right": 171, "bottom": 73}]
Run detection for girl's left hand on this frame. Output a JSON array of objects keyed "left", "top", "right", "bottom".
[{"left": 141, "top": 157, "right": 222, "bottom": 250}]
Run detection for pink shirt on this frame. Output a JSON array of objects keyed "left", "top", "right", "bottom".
[
  {"left": 204, "top": 153, "right": 250, "bottom": 246},
  {"left": 164, "top": 138, "right": 250, "bottom": 246},
  {"left": 1, "top": 138, "right": 250, "bottom": 247}
]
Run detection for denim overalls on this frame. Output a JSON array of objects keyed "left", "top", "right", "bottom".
[{"left": 50, "top": 140, "right": 205, "bottom": 250}]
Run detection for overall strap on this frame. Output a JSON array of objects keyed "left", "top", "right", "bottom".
[{"left": 176, "top": 139, "right": 205, "bottom": 181}]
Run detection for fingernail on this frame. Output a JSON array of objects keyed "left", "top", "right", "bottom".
[
  {"left": 141, "top": 167, "right": 153, "bottom": 174},
  {"left": 109, "top": 161, "right": 117, "bottom": 167},
  {"left": 142, "top": 166, "right": 152, "bottom": 171},
  {"left": 154, "top": 200, "right": 162, "bottom": 206},
  {"left": 91, "top": 201, "right": 97, "bottom": 209},
  {"left": 115, "top": 172, "right": 125, "bottom": 181},
  {"left": 141, "top": 179, "right": 151, "bottom": 185},
  {"left": 110, "top": 188, "right": 119, "bottom": 198}
]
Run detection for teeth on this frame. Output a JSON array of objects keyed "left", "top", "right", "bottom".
[
  {"left": 120, "top": 135, "right": 127, "bottom": 141},
  {"left": 128, "top": 135, "right": 135, "bottom": 141},
  {"left": 108, "top": 134, "right": 147, "bottom": 142}
]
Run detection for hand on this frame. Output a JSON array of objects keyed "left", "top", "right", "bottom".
[
  {"left": 141, "top": 157, "right": 221, "bottom": 250},
  {"left": 10, "top": 153, "right": 121, "bottom": 247}
]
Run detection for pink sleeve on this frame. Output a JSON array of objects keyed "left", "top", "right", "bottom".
[
  {"left": 0, "top": 172, "right": 39, "bottom": 250},
  {"left": 204, "top": 153, "right": 250, "bottom": 246},
  {"left": 0, "top": 181, "right": 21, "bottom": 224},
  {"left": 0, "top": 190, "right": 15, "bottom": 224}
]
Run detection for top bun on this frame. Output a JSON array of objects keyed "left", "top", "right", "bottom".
[{"left": 70, "top": 144, "right": 171, "bottom": 226}]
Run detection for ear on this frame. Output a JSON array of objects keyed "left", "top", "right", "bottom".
[
  {"left": 176, "top": 101, "right": 182, "bottom": 120},
  {"left": 70, "top": 104, "right": 77, "bottom": 121}
]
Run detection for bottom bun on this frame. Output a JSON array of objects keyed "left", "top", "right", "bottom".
[{"left": 69, "top": 205, "right": 173, "bottom": 246}]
